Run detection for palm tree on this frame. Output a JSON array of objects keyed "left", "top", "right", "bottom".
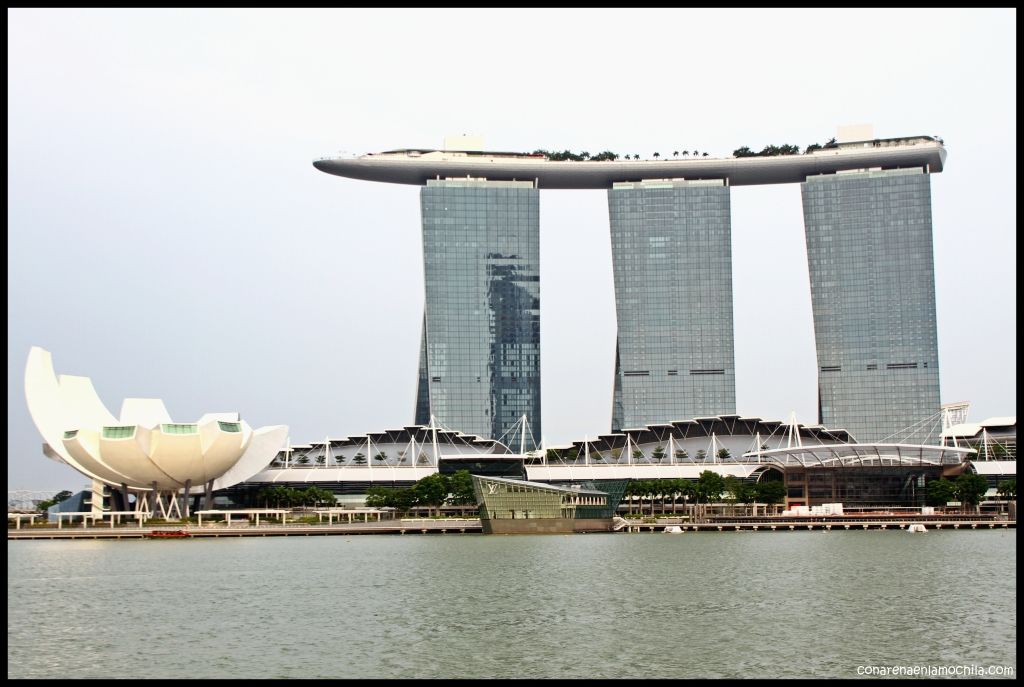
[
  {"left": 673, "top": 151, "right": 679, "bottom": 158},
  {"left": 653, "top": 152, "right": 660, "bottom": 159},
  {"left": 702, "top": 152, "right": 709, "bottom": 157},
  {"left": 682, "top": 150, "right": 689, "bottom": 157},
  {"left": 633, "top": 154, "right": 640, "bottom": 160}
]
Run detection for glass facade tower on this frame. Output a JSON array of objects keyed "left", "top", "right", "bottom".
[
  {"left": 801, "top": 168, "right": 941, "bottom": 444},
  {"left": 608, "top": 180, "right": 736, "bottom": 430},
  {"left": 414, "top": 179, "right": 541, "bottom": 449}
]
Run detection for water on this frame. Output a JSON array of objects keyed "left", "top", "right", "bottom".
[{"left": 8, "top": 531, "right": 1017, "bottom": 679}]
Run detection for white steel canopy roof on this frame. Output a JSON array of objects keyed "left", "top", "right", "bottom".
[{"left": 743, "top": 443, "right": 974, "bottom": 468}]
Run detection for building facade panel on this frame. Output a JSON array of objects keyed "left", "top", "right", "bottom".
[
  {"left": 416, "top": 180, "right": 541, "bottom": 448},
  {"left": 801, "top": 168, "right": 941, "bottom": 443},
  {"left": 608, "top": 180, "right": 736, "bottom": 430}
]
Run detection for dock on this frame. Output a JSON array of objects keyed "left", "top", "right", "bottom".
[
  {"left": 7, "top": 518, "right": 483, "bottom": 540},
  {"left": 8, "top": 516, "right": 1015, "bottom": 540}
]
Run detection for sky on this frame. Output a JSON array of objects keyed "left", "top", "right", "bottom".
[{"left": 8, "top": 8, "right": 1017, "bottom": 493}]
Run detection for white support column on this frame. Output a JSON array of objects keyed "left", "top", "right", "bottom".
[{"left": 431, "top": 415, "right": 440, "bottom": 468}]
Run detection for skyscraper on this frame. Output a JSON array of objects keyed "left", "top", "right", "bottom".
[
  {"left": 608, "top": 179, "right": 736, "bottom": 430},
  {"left": 414, "top": 179, "right": 541, "bottom": 448},
  {"left": 801, "top": 167, "right": 941, "bottom": 443},
  {"left": 314, "top": 133, "right": 947, "bottom": 445}
]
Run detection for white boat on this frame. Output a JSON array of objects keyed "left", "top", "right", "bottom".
[
  {"left": 663, "top": 525, "right": 684, "bottom": 533},
  {"left": 906, "top": 523, "right": 927, "bottom": 533}
]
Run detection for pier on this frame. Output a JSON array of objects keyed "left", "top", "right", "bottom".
[
  {"left": 8, "top": 515, "right": 1015, "bottom": 539},
  {"left": 7, "top": 518, "right": 484, "bottom": 540},
  {"left": 619, "top": 516, "right": 1016, "bottom": 533}
]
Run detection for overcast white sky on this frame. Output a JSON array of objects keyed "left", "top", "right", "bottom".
[{"left": 8, "top": 8, "right": 1016, "bottom": 492}]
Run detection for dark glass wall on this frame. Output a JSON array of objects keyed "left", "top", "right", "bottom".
[
  {"left": 802, "top": 169, "right": 941, "bottom": 443},
  {"left": 417, "top": 180, "right": 541, "bottom": 448},
  {"left": 608, "top": 180, "right": 735, "bottom": 430}
]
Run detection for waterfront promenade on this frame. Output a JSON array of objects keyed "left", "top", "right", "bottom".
[{"left": 8, "top": 515, "right": 1014, "bottom": 539}]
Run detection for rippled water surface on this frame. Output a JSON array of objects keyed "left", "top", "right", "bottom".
[{"left": 8, "top": 531, "right": 1016, "bottom": 678}]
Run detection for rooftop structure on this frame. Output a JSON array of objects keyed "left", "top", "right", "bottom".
[
  {"left": 313, "top": 136, "right": 946, "bottom": 189},
  {"left": 942, "top": 415, "right": 1017, "bottom": 461}
]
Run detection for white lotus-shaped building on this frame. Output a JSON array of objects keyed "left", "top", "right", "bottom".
[{"left": 25, "top": 346, "right": 288, "bottom": 516}]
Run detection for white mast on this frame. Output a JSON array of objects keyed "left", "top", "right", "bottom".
[{"left": 520, "top": 413, "right": 527, "bottom": 455}]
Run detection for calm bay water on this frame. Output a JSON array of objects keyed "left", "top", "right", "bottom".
[{"left": 8, "top": 530, "right": 1017, "bottom": 679}]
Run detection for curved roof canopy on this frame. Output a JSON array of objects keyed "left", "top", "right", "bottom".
[{"left": 745, "top": 443, "right": 974, "bottom": 468}]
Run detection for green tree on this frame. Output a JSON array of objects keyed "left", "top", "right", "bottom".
[
  {"left": 696, "top": 449, "right": 707, "bottom": 462},
  {"left": 412, "top": 474, "right": 448, "bottom": 515},
  {"left": 297, "top": 453, "right": 310, "bottom": 465},
  {"left": 953, "top": 473, "right": 990, "bottom": 512},
  {"left": 665, "top": 479, "right": 691, "bottom": 514},
  {"left": 754, "top": 480, "right": 786, "bottom": 508},
  {"left": 695, "top": 470, "right": 725, "bottom": 519},
  {"left": 36, "top": 489, "right": 74, "bottom": 512},
  {"left": 392, "top": 488, "right": 417, "bottom": 512},
  {"left": 446, "top": 470, "right": 477, "bottom": 506},
  {"left": 374, "top": 451, "right": 388, "bottom": 464},
  {"left": 702, "top": 152, "right": 709, "bottom": 157},
  {"left": 716, "top": 447, "right": 732, "bottom": 462},
  {"left": 674, "top": 449, "right": 689, "bottom": 462},
  {"left": 926, "top": 478, "right": 957, "bottom": 507},
  {"left": 652, "top": 445, "right": 666, "bottom": 463},
  {"left": 653, "top": 152, "right": 660, "bottom": 159},
  {"left": 673, "top": 150, "right": 679, "bottom": 158},
  {"left": 804, "top": 143, "right": 822, "bottom": 154},
  {"left": 733, "top": 146, "right": 756, "bottom": 157},
  {"left": 352, "top": 452, "right": 367, "bottom": 465},
  {"left": 676, "top": 480, "right": 696, "bottom": 517},
  {"left": 313, "top": 487, "right": 336, "bottom": 507},
  {"left": 365, "top": 486, "right": 395, "bottom": 508},
  {"left": 996, "top": 479, "right": 1016, "bottom": 500},
  {"left": 632, "top": 448, "right": 644, "bottom": 463},
  {"left": 823, "top": 137, "right": 838, "bottom": 149},
  {"left": 646, "top": 481, "right": 661, "bottom": 515},
  {"left": 723, "top": 476, "right": 743, "bottom": 515}
]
